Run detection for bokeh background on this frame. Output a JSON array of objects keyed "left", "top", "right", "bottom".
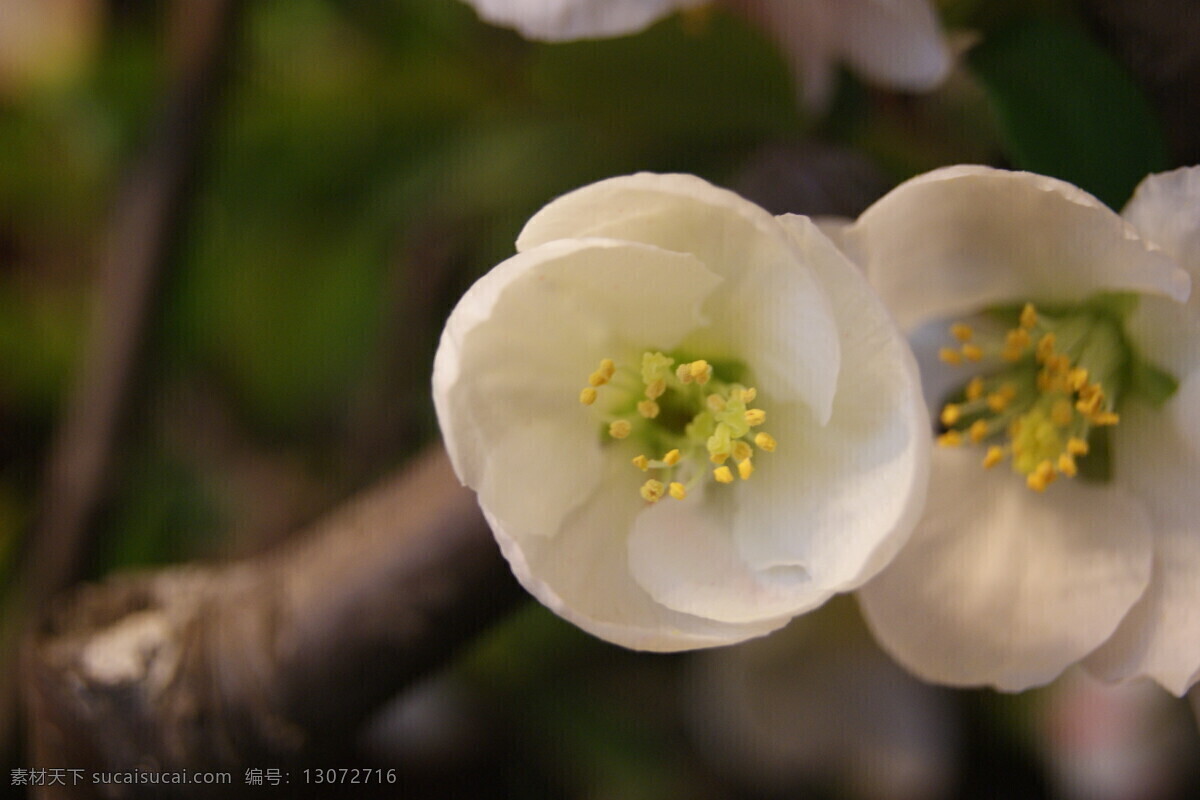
[{"left": 2, "top": 0, "right": 1200, "bottom": 797}]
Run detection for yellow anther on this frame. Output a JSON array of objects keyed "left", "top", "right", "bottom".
[
  {"left": 1068, "top": 368, "right": 1089, "bottom": 391},
  {"left": 987, "top": 392, "right": 1011, "bottom": 413},
  {"left": 1020, "top": 303, "right": 1038, "bottom": 329},
  {"left": 940, "top": 404, "right": 962, "bottom": 426},
  {"left": 737, "top": 458, "right": 754, "bottom": 480},
  {"left": 1067, "top": 437, "right": 1089, "bottom": 456},
  {"left": 599, "top": 358, "right": 616, "bottom": 379},
  {"left": 676, "top": 364, "right": 693, "bottom": 384},
  {"left": 668, "top": 482, "right": 687, "bottom": 500},
  {"left": 1091, "top": 411, "right": 1120, "bottom": 426},
  {"left": 690, "top": 360, "right": 712, "bottom": 385},
  {"left": 1075, "top": 392, "right": 1102, "bottom": 416},
  {"left": 1057, "top": 453, "right": 1078, "bottom": 477},
  {"left": 744, "top": 409, "right": 766, "bottom": 426},
  {"left": 1006, "top": 327, "right": 1031, "bottom": 350},
  {"left": 710, "top": 451, "right": 729, "bottom": 465},
  {"left": 713, "top": 466, "right": 734, "bottom": 484},
  {"left": 739, "top": 387, "right": 757, "bottom": 403},
  {"left": 662, "top": 448, "right": 682, "bottom": 466},
  {"left": 1050, "top": 399, "right": 1074, "bottom": 427},
  {"left": 939, "top": 347, "right": 963, "bottom": 365},
  {"left": 580, "top": 387, "right": 597, "bottom": 405},
  {"left": 640, "top": 479, "right": 665, "bottom": 503},
  {"left": 589, "top": 370, "right": 609, "bottom": 387},
  {"left": 966, "top": 377, "right": 985, "bottom": 401},
  {"left": 1001, "top": 345, "right": 1024, "bottom": 363},
  {"left": 706, "top": 394, "right": 726, "bottom": 412},
  {"left": 632, "top": 455, "right": 650, "bottom": 471},
  {"left": 638, "top": 400, "right": 660, "bottom": 419},
  {"left": 731, "top": 441, "right": 752, "bottom": 462},
  {"left": 754, "top": 432, "right": 777, "bottom": 452},
  {"left": 951, "top": 323, "right": 974, "bottom": 342},
  {"left": 1026, "top": 460, "right": 1057, "bottom": 492},
  {"left": 983, "top": 446, "right": 1005, "bottom": 468},
  {"left": 645, "top": 378, "right": 666, "bottom": 400},
  {"left": 937, "top": 430, "right": 963, "bottom": 447},
  {"left": 969, "top": 420, "right": 989, "bottom": 443},
  {"left": 609, "top": 420, "right": 632, "bottom": 439},
  {"left": 1036, "top": 333, "right": 1057, "bottom": 362},
  {"left": 962, "top": 344, "right": 984, "bottom": 362}
]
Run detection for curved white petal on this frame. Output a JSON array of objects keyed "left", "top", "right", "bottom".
[
  {"left": 731, "top": 215, "right": 928, "bottom": 585},
  {"left": 847, "top": 166, "right": 1191, "bottom": 332},
  {"left": 433, "top": 238, "right": 721, "bottom": 536},
  {"left": 460, "top": 0, "right": 702, "bottom": 41},
  {"left": 1085, "top": 390, "right": 1200, "bottom": 695},
  {"left": 495, "top": 457, "right": 789, "bottom": 650},
  {"left": 1123, "top": 166, "right": 1200, "bottom": 314},
  {"left": 517, "top": 172, "right": 842, "bottom": 421},
  {"left": 858, "top": 447, "right": 1154, "bottom": 691},
  {"left": 626, "top": 488, "right": 830, "bottom": 624},
  {"left": 831, "top": 0, "right": 952, "bottom": 93}
]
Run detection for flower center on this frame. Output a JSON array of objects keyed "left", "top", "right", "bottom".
[
  {"left": 935, "top": 301, "right": 1132, "bottom": 492},
  {"left": 578, "top": 351, "right": 776, "bottom": 503}
]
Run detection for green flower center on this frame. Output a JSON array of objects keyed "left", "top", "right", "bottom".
[
  {"left": 936, "top": 294, "right": 1177, "bottom": 491},
  {"left": 578, "top": 351, "right": 776, "bottom": 503}
]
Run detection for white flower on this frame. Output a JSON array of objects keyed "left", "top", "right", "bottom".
[
  {"left": 458, "top": 0, "right": 951, "bottom": 111},
  {"left": 432, "top": 172, "right": 929, "bottom": 651},
  {"left": 847, "top": 165, "right": 1200, "bottom": 694}
]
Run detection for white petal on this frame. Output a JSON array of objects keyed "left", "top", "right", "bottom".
[
  {"left": 1123, "top": 166, "right": 1200, "bottom": 313},
  {"left": 830, "top": 0, "right": 952, "bottom": 92},
  {"left": 433, "top": 238, "right": 721, "bottom": 535},
  {"left": 1085, "top": 390, "right": 1200, "bottom": 695},
  {"left": 858, "top": 448, "right": 1154, "bottom": 691},
  {"left": 494, "top": 458, "right": 788, "bottom": 651},
  {"left": 627, "top": 489, "right": 830, "bottom": 624},
  {"left": 460, "top": 0, "right": 703, "bottom": 41},
  {"left": 517, "top": 173, "right": 842, "bottom": 421},
  {"left": 847, "top": 166, "right": 1191, "bottom": 332},
  {"left": 732, "top": 215, "right": 928, "bottom": 587}
]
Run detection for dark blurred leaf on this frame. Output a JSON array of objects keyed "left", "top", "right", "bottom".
[{"left": 968, "top": 19, "right": 1169, "bottom": 208}]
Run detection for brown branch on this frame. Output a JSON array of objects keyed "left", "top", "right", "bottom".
[
  {"left": 22, "top": 443, "right": 522, "bottom": 798},
  {"left": 2, "top": 0, "right": 246, "bottom": 762}
]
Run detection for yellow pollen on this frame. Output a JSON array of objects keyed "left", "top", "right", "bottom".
[
  {"left": 983, "top": 446, "right": 1005, "bottom": 468},
  {"left": 744, "top": 409, "right": 767, "bottom": 426},
  {"left": 689, "top": 360, "right": 712, "bottom": 384},
  {"left": 987, "top": 392, "right": 1011, "bottom": 413},
  {"left": 1020, "top": 303, "right": 1038, "bottom": 329},
  {"left": 713, "top": 466, "right": 734, "bottom": 484},
  {"left": 939, "top": 347, "right": 963, "bottom": 365},
  {"left": 962, "top": 344, "right": 984, "bottom": 362},
  {"left": 737, "top": 458, "right": 754, "bottom": 480},
  {"left": 638, "top": 400, "right": 660, "bottom": 419},
  {"left": 645, "top": 378, "right": 666, "bottom": 400},
  {"left": 1036, "top": 333, "right": 1057, "bottom": 362},
  {"left": 640, "top": 479, "right": 665, "bottom": 503},
  {"left": 951, "top": 323, "right": 974, "bottom": 342},
  {"left": 668, "top": 482, "right": 687, "bottom": 500},
  {"left": 1068, "top": 368, "right": 1089, "bottom": 391},
  {"left": 1067, "top": 437, "right": 1089, "bottom": 456},
  {"left": 738, "top": 387, "right": 757, "bottom": 403},
  {"left": 1050, "top": 399, "right": 1074, "bottom": 427},
  {"left": 1091, "top": 411, "right": 1120, "bottom": 426},
  {"left": 937, "top": 430, "right": 963, "bottom": 447},
  {"left": 969, "top": 420, "right": 989, "bottom": 443},
  {"left": 589, "top": 370, "right": 609, "bottom": 387},
  {"left": 599, "top": 358, "right": 615, "bottom": 378},
  {"left": 710, "top": 451, "right": 729, "bottom": 465},
  {"left": 580, "top": 387, "right": 597, "bottom": 405},
  {"left": 1057, "top": 453, "right": 1078, "bottom": 477},
  {"left": 706, "top": 394, "right": 726, "bottom": 412},
  {"left": 940, "top": 404, "right": 962, "bottom": 426},
  {"left": 676, "top": 364, "right": 693, "bottom": 384},
  {"left": 1007, "top": 328, "right": 1032, "bottom": 350},
  {"left": 609, "top": 420, "right": 632, "bottom": 439},
  {"left": 632, "top": 455, "right": 650, "bottom": 471},
  {"left": 966, "top": 377, "right": 984, "bottom": 401},
  {"left": 1026, "top": 461, "right": 1057, "bottom": 492},
  {"left": 1075, "top": 392, "right": 1102, "bottom": 416},
  {"left": 754, "top": 432, "right": 777, "bottom": 452},
  {"left": 662, "top": 448, "right": 682, "bottom": 466},
  {"left": 731, "top": 441, "right": 752, "bottom": 462}
]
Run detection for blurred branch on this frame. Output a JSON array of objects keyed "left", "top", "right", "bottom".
[
  {"left": 23, "top": 444, "right": 522, "bottom": 798},
  {"left": 3, "top": 0, "right": 246, "bottom": 761}
]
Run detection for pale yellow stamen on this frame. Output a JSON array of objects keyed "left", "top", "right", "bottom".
[
  {"left": 668, "top": 482, "right": 687, "bottom": 500},
  {"left": 737, "top": 458, "right": 754, "bottom": 480},
  {"left": 638, "top": 400, "right": 660, "bottom": 419},
  {"left": 1050, "top": 399, "right": 1074, "bottom": 427},
  {"left": 966, "top": 377, "right": 984, "bottom": 401},
  {"left": 609, "top": 420, "right": 632, "bottom": 439},
  {"left": 713, "top": 466, "right": 734, "bottom": 484},
  {"left": 968, "top": 420, "right": 989, "bottom": 443},
  {"left": 731, "top": 441, "right": 752, "bottom": 462},
  {"left": 689, "top": 360, "right": 712, "bottom": 385},
  {"left": 939, "top": 347, "right": 963, "bottom": 365},
  {"left": 982, "top": 446, "right": 1005, "bottom": 469},
  {"left": 1020, "top": 303, "right": 1038, "bottom": 329},
  {"left": 709, "top": 451, "right": 729, "bottom": 465},
  {"left": 754, "top": 432, "right": 777, "bottom": 452},
  {"left": 1067, "top": 437, "right": 1089, "bottom": 456},
  {"left": 940, "top": 404, "right": 961, "bottom": 426},
  {"left": 640, "top": 479, "right": 665, "bottom": 503},
  {"left": 951, "top": 323, "right": 974, "bottom": 342},
  {"left": 706, "top": 394, "right": 726, "bottom": 412},
  {"left": 599, "top": 358, "right": 615, "bottom": 379},
  {"left": 632, "top": 455, "right": 650, "bottom": 471},
  {"left": 1026, "top": 460, "right": 1057, "bottom": 492},
  {"left": 738, "top": 387, "right": 757, "bottom": 403},
  {"left": 744, "top": 409, "right": 766, "bottom": 426},
  {"left": 1057, "top": 453, "right": 1078, "bottom": 477},
  {"left": 662, "top": 448, "right": 682, "bottom": 466},
  {"left": 676, "top": 364, "right": 693, "bottom": 384},
  {"left": 645, "top": 378, "right": 666, "bottom": 400},
  {"left": 589, "top": 370, "right": 609, "bottom": 387},
  {"left": 580, "top": 387, "right": 597, "bottom": 405},
  {"left": 962, "top": 343, "right": 984, "bottom": 362},
  {"left": 1091, "top": 411, "right": 1120, "bottom": 426},
  {"left": 937, "top": 430, "right": 963, "bottom": 447}
]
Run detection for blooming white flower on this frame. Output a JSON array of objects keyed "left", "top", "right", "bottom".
[
  {"left": 457, "top": 0, "right": 951, "bottom": 110},
  {"left": 432, "top": 172, "right": 929, "bottom": 650},
  {"left": 847, "top": 165, "right": 1200, "bottom": 694}
]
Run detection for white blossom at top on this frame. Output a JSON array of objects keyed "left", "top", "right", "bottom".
[
  {"left": 848, "top": 165, "right": 1200, "bottom": 694},
  {"left": 433, "top": 172, "right": 929, "bottom": 650},
  {"left": 458, "top": 0, "right": 952, "bottom": 110}
]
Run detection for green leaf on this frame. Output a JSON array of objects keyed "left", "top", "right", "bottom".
[{"left": 968, "top": 19, "right": 1169, "bottom": 209}]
